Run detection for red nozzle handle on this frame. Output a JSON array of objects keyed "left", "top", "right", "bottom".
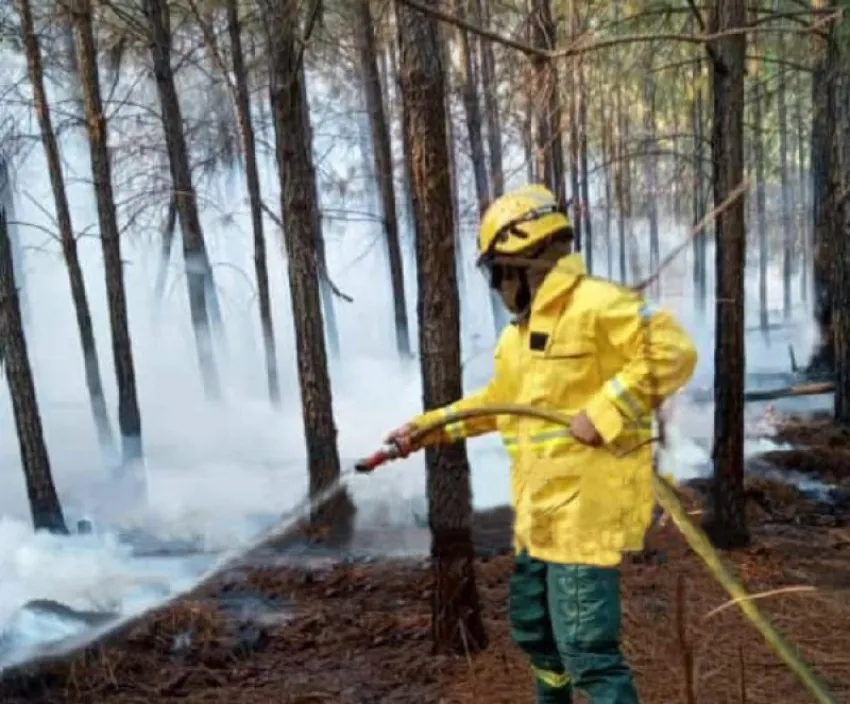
[{"left": 355, "top": 443, "right": 402, "bottom": 473}]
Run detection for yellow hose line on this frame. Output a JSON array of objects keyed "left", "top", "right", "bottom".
[{"left": 408, "top": 403, "right": 835, "bottom": 704}]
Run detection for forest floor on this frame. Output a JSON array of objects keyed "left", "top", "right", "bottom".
[{"left": 1, "top": 413, "right": 849, "bottom": 703}]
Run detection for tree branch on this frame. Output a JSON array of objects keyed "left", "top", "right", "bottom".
[
  {"left": 259, "top": 199, "right": 354, "bottom": 303},
  {"left": 393, "top": 0, "right": 840, "bottom": 60}
]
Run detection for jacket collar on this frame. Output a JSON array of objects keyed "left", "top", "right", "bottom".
[{"left": 511, "top": 253, "right": 586, "bottom": 325}]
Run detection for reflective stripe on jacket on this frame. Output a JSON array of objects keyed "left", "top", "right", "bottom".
[{"left": 412, "top": 254, "right": 698, "bottom": 567}]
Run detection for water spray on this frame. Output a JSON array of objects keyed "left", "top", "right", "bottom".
[{"left": 354, "top": 405, "right": 835, "bottom": 704}]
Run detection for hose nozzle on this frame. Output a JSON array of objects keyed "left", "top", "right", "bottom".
[{"left": 354, "top": 442, "right": 402, "bottom": 473}]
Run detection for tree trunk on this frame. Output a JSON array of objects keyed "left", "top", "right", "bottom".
[
  {"left": 474, "top": 0, "right": 504, "bottom": 198},
  {"left": 143, "top": 0, "right": 221, "bottom": 399},
  {"left": 752, "top": 71, "right": 769, "bottom": 338},
  {"left": 395, "top": 0, "right": 486, "bottom": 654},
  {"left": 704, "top": 0, "right": 750, "bottom": 549},
  {"left": 692, "top": 55, "right": 708, "bottom": 318},
  {"left": 796, "top": 73, "right": 810, "bottom": 305},
  {"left": 266, "top": 0, "right": 354, "bottom": 536},
  {"left": 72, "top": 0, "right": 144, "bottom": 463},
  {"left": 296, "top": 70, "right": 341, "bottom": 361},
  {"left": 439, "top": 32, "right": 466, "bottom": 316},
  {"left": 566, "top": 0, "right": 582, "bottom": 252},
  {"left": 777, "top": 35, "right": 793, "bottom": 320},
  {"left": 0, "top": 161, "right": 28, "bottom": 325},
  {"left": 810, "top": 35, "right": 834, "bottom": 372},
  {"left": 826, "top": 10, "right": 850, "bottom": 423},
  {"left": 355, "top": 0, "right": 411, "bottom": 359},
  {"left": 577, "top": 35, "right": 592, "bottom": 272},
  {"left": 613, "top": 0, "right": 627, "bottom": 283},
  {"left": 454, "top": 0, "right": 489, "bottom": 211},
  {"left": 601, "top": 94, "right": 613, "bottom": 278},
  {"left": 642, "top": 48, "right": 659, "bottom": 297},
  {"left": 153, "top": 194, "right": 177, "bottom": 310},
  {"left": 15, "top": 0, "right": 115, "bottom": 455},
  {"left": 530, "top": 0, "right": 566, "bottom": 208},
  {"left": 220, "top": 0, "right": 281, "bottom": 406},
  {"left": 0, "top": 208, "right": 68, "bottom": 534},
  {"left": 453, "top": 0, "right": 504, "bottom": 336}
]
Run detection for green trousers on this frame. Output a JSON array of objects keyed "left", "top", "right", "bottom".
[{"left": 508, "top": 552, "right": 640, "bottom": 704}]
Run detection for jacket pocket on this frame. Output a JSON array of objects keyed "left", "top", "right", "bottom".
[{"left": 529, "top": 337, "right": 600, "bottom": 408}]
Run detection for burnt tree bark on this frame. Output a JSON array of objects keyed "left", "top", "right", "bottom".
[
  {"left": 354, "top": 0, "right": 411, "bottom": 358},
  {"left": 265, "top": 0, "right": 354, "bottom": 535},
  {"left": 810, "top": 24, "right": 833, "bottom": 372},
  {"left": 15, "top": 0, "right": 115, "bottom": 456},
  {"left": 826, "top": 11, "right": 850, "bottom": 423},
  {"left": 0, "top": 208, "right": 68, "bottom": 534},
  {"left": 144, "top": 0, "right": 222, "bottom": 399},
  {"left": 704, "top": 0, "right": 750, "bottom": 549},
  {"left": 72, "top": 0, "right": 144, "bottom": 463},
  {"left": 395, "top": 0, "right": 486, "bottom": 654}
]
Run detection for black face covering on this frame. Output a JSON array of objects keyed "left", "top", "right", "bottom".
[{"left": 495, "top": 266, "right": 532, "bottom": 315}]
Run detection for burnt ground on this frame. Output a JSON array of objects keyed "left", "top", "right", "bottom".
[{"left": 1, "top": 415, "right": 850, "bottom": 703}]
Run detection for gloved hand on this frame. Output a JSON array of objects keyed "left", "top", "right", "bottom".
[{"left": 384, "top": 421, "right": 419, "bottom": 457}]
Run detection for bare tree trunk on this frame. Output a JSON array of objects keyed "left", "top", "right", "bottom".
[
  {"left": 143, "top": 0, "right": 221, "bottom": 399},
  {"left": 265, "top": 0, "right": 354, "bottom": 535},
  {"left": 566, "top": 0, "right": 582, "bottom": 252},
  {"left": 796, "top": 73, "right": 810, "bottom": 305},
  {"left": 577, "top": 32, "right": 592, "bottom": 272},
  {"left": 810, "top": 36, "right": 833, "bottom": 372},
  {"left": 601, "top": 94, "right": 613, "bottom": 278},
  {"left": 15, "top": 0, "right": 115, "bottom": 455},
  {"left": 439, "top": 32, "right": 466, "bottom": 314},
  {"left": 704, "top": 0, "right": 749, "bottom": 549},
  {"left": 692, "top": 55, "right": 708, "bottom": 317},
  {"left": 395, "top": 0, "right": 486, "bottom": 654},
  {"left": 777, "top": 43, "right": 793, "bottom": 320},
  {"left": 296, "top": 69, "right": 341, "bottom": 361},
  {"left": 0, "top": 162, "right": 28, "bottom": 325},
  {"left": 530, "top": 0, "right": 566, "bottom": 208},
  {"left": 474, "top": 0, "right": 503, "bottom": 198},
  {"left": 0, "top": 208, "right": 68, "bottom": 534},
  {"left": 153, "top": 194, "right": 177, "bottom": 309},
  {"left": 613, "top": 0, "right": 627, "bottom": 283},
  {"left": 219, "top": 0, "right": 282, "bottom": 406},
  {"left": 453, "top": 0, "right": 504, "bottom": 335},
  {"left": 72, "top": 0, "right": 144, "bottom": 463},
  {"left": 752, "top": 72, "right": 769, "bottom": 338},
  {"left": 826, "top": 11, "right": 850, "bottom": 422},
  {"left": 355, "top": 0, "right": 411, "bottom": 358},
  {"left": 643, "top": 48, "right": 660, "bottom": 297}
]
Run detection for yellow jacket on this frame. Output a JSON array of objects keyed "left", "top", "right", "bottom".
[{"left": 411, "top": 254, "right": 698, "bottom": 567}]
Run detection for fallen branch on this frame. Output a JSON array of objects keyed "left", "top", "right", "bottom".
[
  {"left": 688, "top": 381, "right": 834, "bottom": 405},
  {"left": 742, "top": 381, "right": 834, "bottom": 403},
  {"left": 634, "top": 179, "right": 750, "bottom": 292}
]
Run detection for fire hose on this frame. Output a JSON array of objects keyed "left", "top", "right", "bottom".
[{"left": 355, "top": 403, "right": 836, "bottom": 704}]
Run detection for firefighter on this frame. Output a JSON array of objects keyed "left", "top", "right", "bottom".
[{"left": 385, "top": 184, "right": 698, "bottom": 703}]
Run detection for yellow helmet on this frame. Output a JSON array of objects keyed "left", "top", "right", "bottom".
[{"left": 476, "top": 183, "right": 572, "bottom": 264}]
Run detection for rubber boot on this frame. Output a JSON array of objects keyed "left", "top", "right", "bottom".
[{"left": 535, "top": 676, "right": 572, "bottom": 704}]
